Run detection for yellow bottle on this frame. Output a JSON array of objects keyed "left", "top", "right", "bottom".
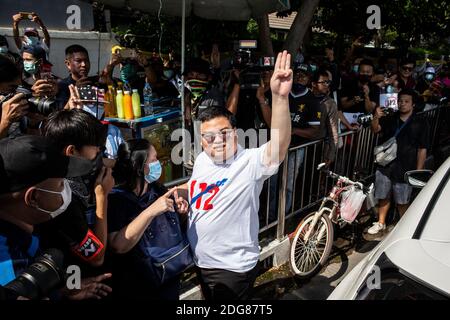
[
  {"left": 116, "top": 90, "right": 124, "bottom": 119},
  {"left": 123, "top": 91, "right": 134, "bottom": 120},
  {"left": 108, "top": 85, "right": 117, "bottom": 117},
  {"left": 132, "top": 89, "right": 141, "bottom": 118}
]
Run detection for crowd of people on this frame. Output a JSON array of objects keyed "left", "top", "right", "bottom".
[{"left": 1, "top": 12, "right": 450, "bottom": 301}]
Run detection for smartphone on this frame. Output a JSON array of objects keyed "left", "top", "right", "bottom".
[{"left": 20, "top": 12, "right": 34, "bottom": 20}]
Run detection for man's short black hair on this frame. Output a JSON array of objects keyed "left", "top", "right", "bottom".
[
  {"left": 65, "top": 45, "right": 89, "bottom": 59},
  {"left": 359, "top": 58, "right": 374, "bottom": 69},
  {"left": 400, "top": 57, "right": 416, "bottom": 67},
  {"left": 311, "top": 67, "right": 330, "bottom": 83},
  {"left": 0, "top": 55, "right": 21, "bottom": 83},
  {"left": 198, "top": 106, "right": 237, "bottom": 128},
  {"left": 43, "top": 109, "right": 107, "bottom": 153},
  {"left": 398, "top": 88, "right": 418, "bottom": 104}
]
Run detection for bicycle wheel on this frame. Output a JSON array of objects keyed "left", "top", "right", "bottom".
[{"left": 289, "top": 212, "right": 334, "bottom": 279}]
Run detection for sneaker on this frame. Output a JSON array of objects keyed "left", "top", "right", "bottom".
[{"left": 367, "top": 222, "right": 386, "bottom": 235}]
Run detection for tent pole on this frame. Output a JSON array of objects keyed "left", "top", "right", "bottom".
[{"left": 181, "top": 0, "right": 187, "bottom": 172}]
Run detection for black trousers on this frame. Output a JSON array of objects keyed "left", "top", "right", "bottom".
[{"left": 196, "top": 263, "right": 260, "bottom": 301}]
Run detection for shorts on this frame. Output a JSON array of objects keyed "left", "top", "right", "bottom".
[{"left": 374, "top": 170, "right": 412, "bottom": 205}]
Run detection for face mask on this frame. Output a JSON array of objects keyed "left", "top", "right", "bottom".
[
  {"left": 310, "top": 64, "right": 318, "bottom": 73},
  {"left": 25, "top": 36, "right": 39, "bottom": 46},
  {"left": 120, "top": 64, "right": 137, "bottom": 82},
  {"left": 186, "top": 79, "right": 208, "bottom": 99},
  {"left": 34, "top": 179, "right": 72, "bottom": 218},
  {"left": 0, "top": 46, "right": 8, "bottom": 54},
  {"left": 82, "top": 104, "right": 105, "bottom": 120},
  {"left": 425, "top": 73, "right": 434, "bottom": 81},
  {"left": 24, "top": 60, "right": 39, "bottom": 75},
  {"left": 358, "top": 74, "right": 371, "bottom": 84},
  {"left": 352, "top": 65, "right": 359, "bottom": 73},
  {"left": 292, "top": 83, "right": 307, "bottom": 94},
  {"left": 144, "top": 160, "right": 162, "bottom": 184},
  {"left": 163, "top": 69, "right": 175, "bottom": 80}
]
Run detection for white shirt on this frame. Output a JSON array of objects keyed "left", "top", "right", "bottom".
[{"left": 187, "top": 142, "right": 279, "bottom": 272}]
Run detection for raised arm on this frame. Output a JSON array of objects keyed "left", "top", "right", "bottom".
[{"left": 264, "top": 50, "right": 292, "bottom": 166}]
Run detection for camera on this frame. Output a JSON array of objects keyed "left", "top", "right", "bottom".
[
  {"left": 357, "top": 107, "right": 395, "bottom": 126},
  {"left": 4, "top": 248, "right": 65, "bottom": 300},
  {"left": 14, "top": 85, "right": 57, "bottom": 116}
]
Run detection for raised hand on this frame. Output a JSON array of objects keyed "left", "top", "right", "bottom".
[
  {"left": 270, "top": 50, "right": 293, "bottom": 98},
  {"left": 174, "top": 188, "right": 189, "bottom": 215},
  {"left": 147, "top": 187, "right": 177, "bottom": 216}
]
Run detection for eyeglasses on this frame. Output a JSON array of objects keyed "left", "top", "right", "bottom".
[
  {"left": 316, "top": 80, "right": 331, "bottom": 85},
  {"left": 402, "top": 66, "right": 413, "bottom": 72},
  {"left": 201, "top": 129, "right": 234, "bottom": 144}
]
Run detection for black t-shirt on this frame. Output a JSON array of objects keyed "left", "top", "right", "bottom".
[
  {"left": 35, "top": 196, "right": 104, "bottom": 276},
  {"left": 235, "top": 88, "right": 259, "bottom": 131},
  {"left": 377, "top": 113, "right": 430, "bottom": 182},
  {"left": 289, "top": 89, "right": 323, "bottom": 146},
  {"left": 339, "top": 79, "right": 380, "bottom": 113}
]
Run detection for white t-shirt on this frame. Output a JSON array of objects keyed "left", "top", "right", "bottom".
[{"left": 187, "top": 142, "right": 279, "bottom": 273}]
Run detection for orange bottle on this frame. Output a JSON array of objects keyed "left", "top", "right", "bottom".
[{"left": 123, "top": 91, "right": 134, "bottom": 120}]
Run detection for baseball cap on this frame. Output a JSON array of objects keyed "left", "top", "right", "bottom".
[
  {"left": 22, "top": 45, "right": 52, "bottom": 66},
  {"left": 294, "top": 63, "right": 312, "bottom": 75},
  {"left": 24, "top": 27, "right": 39, "bottom": 37},
  {"left": 425, "top": 66, "right": 436, "bottom": 74},
  {"left": 0, "top": 135, "right": 94, "bottom": 194}
]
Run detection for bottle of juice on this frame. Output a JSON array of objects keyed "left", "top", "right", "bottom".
[
  {"left": 131, "top": 89, "right": 141, "bottom": 118},
  {"left": 116, "top": 90, "right": 124, "bottom": 119},
  {"left": 108, "top": 85, "right": 117, "bottom": 117},
  {"left": 123, "top": 91, "right": 134, "bottom": 120}
]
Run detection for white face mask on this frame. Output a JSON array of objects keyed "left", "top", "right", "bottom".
[{"left": 34, "top": 179, "right": 72, "bottom": 218}]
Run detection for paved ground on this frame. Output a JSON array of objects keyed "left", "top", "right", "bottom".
[{"left": 252, "top": 220, "right": 394, "bottom": 300}]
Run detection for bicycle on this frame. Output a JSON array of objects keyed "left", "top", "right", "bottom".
[{"left": 289, "top": 162, "right": 376, "bottom": 279}]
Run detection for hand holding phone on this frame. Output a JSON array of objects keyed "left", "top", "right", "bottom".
[{"left": 20, "top": 12, "right": 34, "bottom": 20}]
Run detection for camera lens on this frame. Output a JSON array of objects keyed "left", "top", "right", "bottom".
[
  {"left": 4, "top": 249, "right": 65, "bottom": 300},
  {"left": 28, "top": 97, "right": 57, "bottom": 116}
]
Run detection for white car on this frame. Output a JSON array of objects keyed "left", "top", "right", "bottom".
[{"left": 328, "top": 157, "right": 450, "bottom": 300}]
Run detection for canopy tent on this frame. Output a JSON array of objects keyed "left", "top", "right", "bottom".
[{"left": 99, "top": 0, "right": 289, "bottom": 21}]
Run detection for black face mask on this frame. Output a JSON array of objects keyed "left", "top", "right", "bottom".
[
  {"left": 82, "top": 152, "right": 104, "bottom": 191},
  {"left": 358, "top": 74, "right": 371, "bottom": 84}
]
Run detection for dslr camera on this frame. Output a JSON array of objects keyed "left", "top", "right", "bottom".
[
  {"left": 4, "top": 249, "right": 65, "bottom": 300},
  {"left": 231, "top": 40, "right": 275, "bottom": 90},
  {"left": 1, "top": 85, "right": 57, "bottom": 116},
  {"left": 357, "top": 107, "right": 395, "bottom": 126}
]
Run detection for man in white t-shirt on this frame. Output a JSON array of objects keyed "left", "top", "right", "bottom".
[{"left": 177, "top": 51, "right": 292, "bottom": 300}]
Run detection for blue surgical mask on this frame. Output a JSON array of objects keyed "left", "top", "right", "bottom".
[
  {"left": 163, "top": 69, "right": 175, "bottom": 80},
  {"left": 145, "top": 160, "right": 162, "bottom": 184},
  {"left": 24, "top": 60, "right": 38, "bottom": 75},
  {"left": 0, "top": 46, "right": 8, "bottom": 54},
  {"left": 25, "top": 36, "right": 39, "bottom": 46},
  {"left": 425, "top": 73, "right": 434, "bottom": 81},
  {"left": 352, "top": 65, "right": 359, "bottom": 73}
]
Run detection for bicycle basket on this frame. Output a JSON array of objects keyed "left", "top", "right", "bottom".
[{"left": 340, "top": 186, "right": 366, "bottom": 223}]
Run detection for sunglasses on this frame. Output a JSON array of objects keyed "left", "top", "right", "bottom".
[
  {"left": 201, "top": 129, "right": 234, "bottom": 144},
  {"left": 402, "top": 66, "right": 413, "bottom": 72},
  {"left": 316, "top": 80, "right": 331, "bottom": 85}
]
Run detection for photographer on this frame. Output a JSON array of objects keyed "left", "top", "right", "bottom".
[
  {"left": 339, "top": 58, "right": 380, "bottom": 128},
  {"left": 0, "top": 55, "right": 28, "bottom": 139},
  {"left": 12, "top": 12, "right": 50, "bottom": 53},
  {"left": 21, "top": 45, "right": 58, "bottom": 96},
  {"left": 57, "top": 45, "right": 109, "bottom": 110},
  {"left": 367, "top": 89, "right": 429, "bottom": 235},
  {"left": 226, "top": 66, "right": 273, "bottom": 131},
  {"left": 38, "top": 109, "right": 113, "bottom": 270},
  {"left": 0, "top": 136, "right": 111, "bottom": 299}
]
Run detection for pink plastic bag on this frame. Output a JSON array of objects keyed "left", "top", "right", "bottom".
[{"left": 340, "top": 186, "right": 366, "bottom": 223}]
